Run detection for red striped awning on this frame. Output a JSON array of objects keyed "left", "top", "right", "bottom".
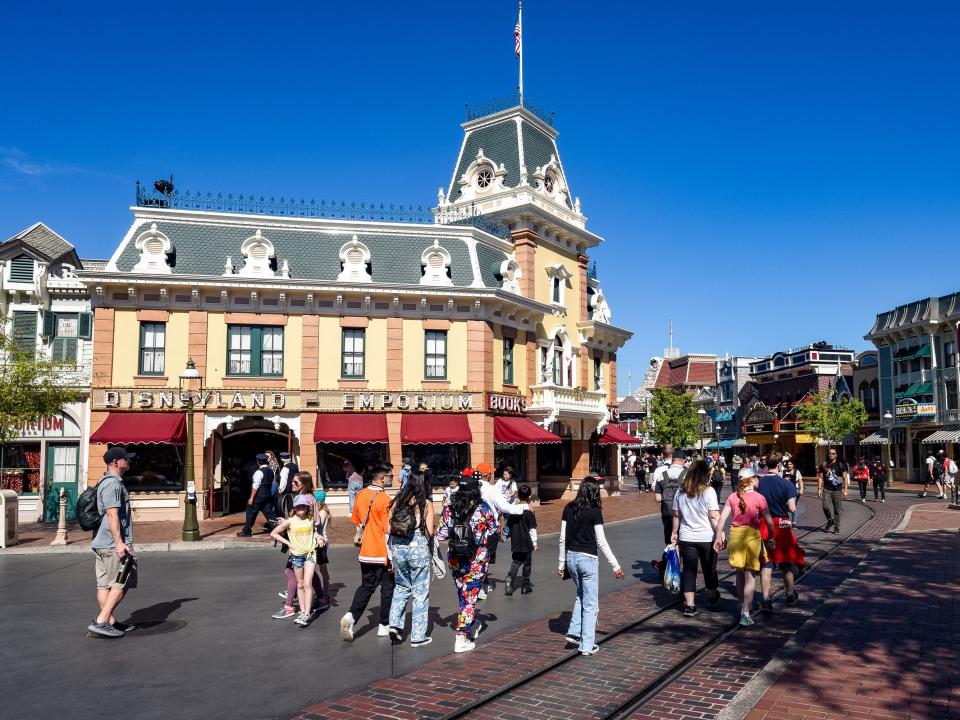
[
  {"left": 314, "top": 414, "right": 388, "bottom": 444},
  {"left": 90, "top": 413, "right": 187, "bottom": 444},
  {"left": 401, "top": 413, "right": 472, "bottom": 444},
  {"left": 494, "top": 416, "right": 561, "bottom": 445},
  {"left": 598, "top": 424, "right": 640, "bottom": 445}
]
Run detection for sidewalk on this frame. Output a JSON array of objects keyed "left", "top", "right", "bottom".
[
  {"left": 747, "top": 528, "right": 960, "bottom": 720},
  {"left": 3, "top": 489, "right": 659, "bottom": 554}
]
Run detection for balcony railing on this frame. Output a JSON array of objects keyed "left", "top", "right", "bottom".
[{"left": 528, "top": 383, "right": 607, "bottom": 418}]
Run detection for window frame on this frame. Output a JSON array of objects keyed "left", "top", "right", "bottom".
[
  {"left": 424, "top": 330, "right": 448, "bottom": 380},
  {"left": 226, "top": 324, "right": 284, "bottom": 377},
  {"left": 594, "top": 356, "right": 602, "bottom": 391},
  {"left": 51, "top": 312, "right": 79, "bottom": 362},
  {"left": 341, "top": 328, "right": 366, "bottom": 379},
  {"left": 139, "top": 321, "right": 167, "bottom": 376},
  {"left": 503, "top": 336, "right": 514, "bottom": 385},
  {"left": 11, "top": 310, "right": 37, "bottom": 353}
]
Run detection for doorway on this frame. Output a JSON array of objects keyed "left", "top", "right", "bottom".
[
  {"left": 45, "top": 443, "right": 79, "bottom": 521},
  {"left": 220, "top": 426, "right": 290, "bottom": 514}
]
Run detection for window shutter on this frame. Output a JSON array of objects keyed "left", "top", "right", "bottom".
[
  {"left": 53, "top": 337, "right": 78, "bottom": 362},
  {"left": 12, "top": 311, "right": 37, "bottom": 352},
  {"left": 42, "top": 311, "right": 56, "bottom": 338},
  {"left": 78, "top": 312, "right": 92, "bottom": 339},
  {"left": 9, "top": 255, "right": 35, "bottom": 283}
]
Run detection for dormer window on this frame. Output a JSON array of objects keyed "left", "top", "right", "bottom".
[
  {"left": 545, "top": 264, "right": 573, "bottom": 306},
  {"left": 237, "top": 230, "right": 276, "bottom": 278},
  {"left": 337, "top": 235, "right": 372, "bottom": 283},
  {"left": 552, "top": 277, "right": 561, "bottom": 303},
  {"left": 544, "top": 174, "right": 555, "bottom": 194},
  {"left": 420, "top": 239, "right": 452, "bottom": 286},
  {"left": 132, "top": 223, "right": 173, "bottom": 274},
  {"left": 477, "top": 167, "right": 493, "bottom": 189}
]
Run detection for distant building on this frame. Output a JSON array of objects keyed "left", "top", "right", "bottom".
[{"left": 706, "top": 355, "right": 760, "bottom": 457}]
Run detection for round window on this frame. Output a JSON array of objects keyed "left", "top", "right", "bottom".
[
  {"left": 477, "top": 167, "right": 493, "bottom": 189},
  {"left": 544, "top": 174, "right": 555, "bottom": 193}
]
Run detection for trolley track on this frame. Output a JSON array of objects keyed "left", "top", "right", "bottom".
[{"left": 438, "top": 500, "right": 875, "bottom": 720}]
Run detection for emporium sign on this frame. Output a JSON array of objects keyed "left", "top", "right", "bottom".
[{"left": 895, "top": 398, "right": 936, "bottom": 423}]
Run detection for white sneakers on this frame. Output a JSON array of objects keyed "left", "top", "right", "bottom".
[
  {"left": 340, "top": 612, "right": 355, "bottom": 642},
  {"left": 377, "top": 624, "right": 391, "bottom": 637},
  {"left": 477, "top": 588, "right": 488, "bottom": 601},
  {"left": 454, "top": 635, "right": 476, "bottom": 653}
]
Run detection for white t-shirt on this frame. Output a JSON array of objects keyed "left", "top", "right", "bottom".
[
  {"left": 672, "top": 487, "right": 719, "bottom": 543},
  {"left": 926, "top": 456, "right": 935, "bottom": 477}
]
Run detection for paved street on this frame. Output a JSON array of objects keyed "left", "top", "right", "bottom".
[{"left": 1, "top": 509, "right": 675, "bottom": 720}]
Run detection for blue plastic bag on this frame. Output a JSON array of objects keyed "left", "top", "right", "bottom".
[{"left": 662, "top": 543, "right": 681, "bottom": 594}]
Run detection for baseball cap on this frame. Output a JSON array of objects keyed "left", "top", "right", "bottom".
[
  {"left": 293, "top": 494, "right": 313, "bottom": 508},
  {"left": 475, "top": 462, "right": 495, "bottom": 476},
  {"left": 738, "top": 467, "right": 757, "bottom": 481},
  {"left": 313, "top": 490, "right": 326, "bottom": 504},
  {"left": 461, "top": 467, "right": 475, "bottom": 478},
  {"left": 103, "top": 447, "right": 136, "bottom": 464}
]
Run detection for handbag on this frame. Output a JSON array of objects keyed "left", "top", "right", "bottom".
[{"left": 353, "top": 495, "right": 377, "bottom": 547}]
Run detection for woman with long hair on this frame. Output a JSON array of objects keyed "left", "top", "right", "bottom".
[
  {"left": 386, "top": 471, "right": 435, "bottom": 647},
  {"left": 670, "top": 460, "right": 721, "bottom": 616},
  {"left": 436, "top": 471, "right": 498, "bottom": 653},
  {"left": 713, "top": 468, "right": 775, "bottom": 626},
  {"left": 558, "top": 477, "right": 624, "bottom": 656}
]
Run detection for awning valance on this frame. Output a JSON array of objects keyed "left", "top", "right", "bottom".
[
  {"left": 715, "top": 411, "right": 735, "bottom": 423},
  {"left": 493, "top": 416, "right": 561, "bottom": 445},
  {"left": 860, "top": 431, "right": 890, "bottom": 445},
  {"left": 598, "top": 425, "right": 641, "bottom": 445},
  {"left": 732, "top": 438, "right": 756, "bottom": 447},
  {"left": 401, "top": 414, "right": 472, "bottom": 444},
  {"left": 314, "top": 414, "right": 388, "bottom": 444},
  {"left": 921, "top": 426, "right": 960, "bottom": 444},
  {"left": 905, "top": 381, "right": 933, "bottom": 396},
  {"left": 90, "top": 413, "right": 187, "bottom": 444}
]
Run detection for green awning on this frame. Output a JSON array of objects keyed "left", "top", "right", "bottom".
[
  {"left": 912, "top": 345, "right": 931, "bottom": 359},
  {"left": 909, "top": 381, "right": 933, "bottom": 396},
  {"left": 705, "top": 441, "right": 721, "bottom": 450},
  {"left": 715, "top": 411, "right": 735, "bottom": 423}
]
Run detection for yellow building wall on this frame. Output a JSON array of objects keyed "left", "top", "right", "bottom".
[
  {"left": 204, "top": 313, "right": 227, "bottom": 385},
  {"left": 402, "top": 319, "right": 468, "bottom": 389},
  {"left": 285, "top": 316, "right": 303, "bottom": 386},
  {"left": 534, "top": 244, "right": 584, "bottom": 344},
  {"left": 316, "top": 316, "right": 340, "bottom": 387},
  {"left": 111, "top": 310, "right": 190, "bottom": 386},
  {"left": 365, "top": 319, "right": 388, "bottom": 387},
  {"left": 515, "top": 332, "right": 529, "bottom": 393},
  {"left": 492, "top": 325, "right": 504, "bottom": 392}
]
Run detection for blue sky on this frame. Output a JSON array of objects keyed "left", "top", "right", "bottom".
[{"left": 2, "top": 1, "right": 958, "bottom": 393}]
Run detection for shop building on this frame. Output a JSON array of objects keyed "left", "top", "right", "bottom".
[
  {"left": 865, "top": 294, "right": 960, "bottom": 481},
  {"left": 742, "top": 342, "right": 855, "bottom": 473},
  {"left": 706, "top": 355, "right": 760, "bottom": 457},
  {"left": 80, "top": 100, "right": 632, "bottom": 520},
  {"left": 0, "top": 223, "right": 99, "bottom": 522}
]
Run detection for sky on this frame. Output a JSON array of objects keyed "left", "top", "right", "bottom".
[{"left": 2, "top": 1, "right": 959, "bottom": 394}]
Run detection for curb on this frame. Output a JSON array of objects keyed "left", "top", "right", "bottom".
[{"left": 0, "top": 539, "right": 271, "bottom": 556}]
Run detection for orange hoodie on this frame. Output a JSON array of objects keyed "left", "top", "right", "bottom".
[{"left": 351, "top": 485, "right": 390, "bottom": 564}]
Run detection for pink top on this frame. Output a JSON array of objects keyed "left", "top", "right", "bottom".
[{"left": 725, "top": 490, "right": 769, "bottom": 529}]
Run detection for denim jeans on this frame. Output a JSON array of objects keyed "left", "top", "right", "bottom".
[
  {"left": 565, "top": 551, "right": 599, "bottom": 653},
  {"left": 347, "top": 479, "right": 363, "bottom": 514},
  {"left": 388, "top": 531, "right": 431, "bottom": 642}
]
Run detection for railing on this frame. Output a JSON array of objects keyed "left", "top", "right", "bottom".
[
  {"left": 464, "top": 93, "right": 556, "bottom": 128},
  {"left": 135, "top": 182, "right": 434, "bottom": 223},
  {"left": 433, "top": 203, "right": 512, "bottom": 240},
  {"left": 529, "top": 383, "right": 607, "bottom": 417}
]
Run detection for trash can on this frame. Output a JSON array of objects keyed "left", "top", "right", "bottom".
[{"left": 0, "top": 490, "right": 19, "bottom": 548}]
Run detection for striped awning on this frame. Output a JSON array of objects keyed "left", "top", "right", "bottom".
[
  {"left": 860, "top": 432, "right": 889, "bottom": 445},
  {"left": 921, "top": 426, "right": 960, "bottom": 444}
]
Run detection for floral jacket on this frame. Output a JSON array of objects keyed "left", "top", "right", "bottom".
[{"left": 436, "top": 501, "right": 499, "bottom": 546}]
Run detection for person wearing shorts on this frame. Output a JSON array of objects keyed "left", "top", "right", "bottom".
[{"left": 88, "top": 447, "right": 139, "bottom": 639}]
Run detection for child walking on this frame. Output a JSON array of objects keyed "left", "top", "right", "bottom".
[
  {"left": 504, "top": 485, "right": 538, "bottom": 595},
  {"left": 271, "top": 494, "right": 320, "bottom": 627},
  {"left": 313, "top": 488, "right": 332, "bottom": 611}
]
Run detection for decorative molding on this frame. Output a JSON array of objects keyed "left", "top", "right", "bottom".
[
  {"left": 420, "top": 239, "right": 453, "bottom": 286},
  {"left": 337, "top": 235, "right": 372, "bottom": 282},
  {"left": 132, "top": 223, "right": 173, "bottom": 274},
  {"left": 238, "top": 230, "right": 276, "bottom": 278},
  {"left": 499, "top": 254, "right": 522, "bottom": 294}
]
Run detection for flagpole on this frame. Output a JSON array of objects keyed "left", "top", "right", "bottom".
[{"left": 518, "top": 0, "right": 524, "bottom": 106}]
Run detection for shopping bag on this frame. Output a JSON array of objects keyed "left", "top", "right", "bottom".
[{"left": 662, "top": 543, "right": 681, "bottom": 595}]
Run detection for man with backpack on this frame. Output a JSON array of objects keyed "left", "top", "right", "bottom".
[
  {"left": 923, "top": 449, "right": 946, "bottom": 499},
  {"left": 237, "top": 453, "right": 277, "bottom": 537},
  {"left": 87, "top": 447, "right": 138, "bottom": 638},
  {"left": 651, "top": 449, "right": 687, "bottom": 578}
]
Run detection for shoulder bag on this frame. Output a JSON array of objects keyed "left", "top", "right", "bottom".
[{"left": 353, "top": 494, "right": 377, "bottom": 547}]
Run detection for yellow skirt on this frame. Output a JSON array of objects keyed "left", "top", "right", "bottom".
[{"left": 727, "top": 525, "right": 762, "bottom": 572}]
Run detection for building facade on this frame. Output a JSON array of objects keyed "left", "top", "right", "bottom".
[
  {"left": 79, "top": 102, "right": 632, "bottom": 520},
  {"left": 865, "top": 295, "right": 960, "bottom": 481},
  {"left": 0, "top": 223, "right": 96, "bottom": 522},
  {"left": 742, "top": 342, "right": 855, "bottom": 473},
  {"left": 706, "top": 355, "right": 760, "bottom": 457}
]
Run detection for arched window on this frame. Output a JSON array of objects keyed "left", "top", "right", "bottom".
[{"left": 552, "top": 336, "right": 564, "bottom": 386}]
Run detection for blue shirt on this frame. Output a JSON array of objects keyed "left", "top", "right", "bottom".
[{"left": 757, "top": 474, "right": 798, "bottom": 519}]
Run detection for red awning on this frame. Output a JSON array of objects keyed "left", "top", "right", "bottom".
[
  {"left": 314, "top": 414, "right": 388, "bottom": 444},
  {"left": 494, "top": 416, "right": 562, "bottom": 445},
  {"left": 401, "top": 414, "right": 472, "bottom": 444},
  {"left": 598, "top": 424, "right": 640, "bottom": 445},
  {"left": 90, "top": 413, "right": 187, "bottom": 444}
]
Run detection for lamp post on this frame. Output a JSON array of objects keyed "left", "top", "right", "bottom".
[
  {"left": 180, "top": 358, "right": 202, "bottom": 541},
  {"left": 716, "top": 422, "right": 724, "bottom": 462},
  {"left": 883, "top": 410, "right": 894, "bottom": 488},
  {"left": 698, "top": 407, "right": 707, "bottom": 456}
]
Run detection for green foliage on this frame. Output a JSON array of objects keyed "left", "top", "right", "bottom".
[
  {"left": 794, "top": 390, "right": 868, "bottom": 447},
  {"left": 649, "top": 387, "right": 700, "bottom": 449},
  {"left": 0, "top": 326, "right": 83, "bottom": 444}
]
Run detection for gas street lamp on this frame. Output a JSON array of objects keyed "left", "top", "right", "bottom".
[
  {"left": 698, "top": 407, "right": 707, "bottom": 456},
  {"left": 179, "top": 358, "right": 202, "bottom": 541},
  {"left": 882, "top": 410, "right": 894, "bottom": 488}
]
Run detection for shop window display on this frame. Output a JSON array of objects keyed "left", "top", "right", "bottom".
[
  {"left": 0, "top": 443, "right": 41, "bottom": 494},
  {"left": 116, "top": 444, "right": 184, "bottom": 492},
  {"left": 317, "top": 443, "right": 388, "bottom": 490},
  {"left": 401, "top": 443, "right": 470, "bottom": 487},
  {"left": 538, "top": 439, "right": 571, "bottom": 477}
]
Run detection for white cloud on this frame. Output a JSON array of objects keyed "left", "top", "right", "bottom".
[{"left": 0, "top": 146, "right": 84, "bottom": 177}]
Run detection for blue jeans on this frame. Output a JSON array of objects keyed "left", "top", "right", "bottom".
[
  {"left": 347, "top": 479, "right": 363, "bottom": 514},
  {"left": 565, "top": 551, "right": 599, "bottom": 653},
  {"left": 388, "top": 531, "right": 431, "bottom": 642}
]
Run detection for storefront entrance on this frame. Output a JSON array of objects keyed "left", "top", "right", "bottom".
[{"left": 220, "top": 425, "right": 291, "bottom": 514}]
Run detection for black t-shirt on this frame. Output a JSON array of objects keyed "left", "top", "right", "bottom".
[
  {"left": 508, "top": 509, "right": 538, "bottom": 553},
  {"left": 820, "top": 461, "right": 848, "bottom": 489},
  {"left": 562, "top": 504, "right": 604, "bottom": 556},
  {"left": 869, "top": 461, "right": 885, "bottom": 480}
]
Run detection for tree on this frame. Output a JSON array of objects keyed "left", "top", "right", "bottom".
[
  {"left": 0, "top": 327, "right": 84, "bottom": 444},
  {"left": 793, "top": 390, "right": 868, "bottom": 449},
  {"left": 649, "top": 387, "right": 700, "bottom": 449}
]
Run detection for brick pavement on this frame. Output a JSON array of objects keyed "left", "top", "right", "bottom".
[{"left": 9, "top": 490, "right": 659, "bottom": 551}]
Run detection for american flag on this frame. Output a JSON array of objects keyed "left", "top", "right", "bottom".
[{"left": 514, "top": 21, "right": 521, "bottom": 58}]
